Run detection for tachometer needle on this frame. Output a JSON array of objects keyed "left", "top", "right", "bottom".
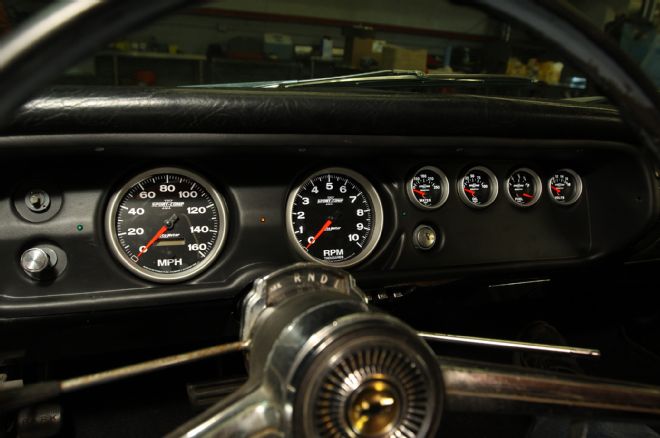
[
  {"left": 413, "top": 189, "right": 427, "bottom": 198},
  {"left": 306, "top": 219, "right": 333, "bottom": 249},
  {"left": 464, "top": 188, "right": 476, "bottom": 196},
  {"left": 137, "top": 225, "right": 168, "bottom": 259}
]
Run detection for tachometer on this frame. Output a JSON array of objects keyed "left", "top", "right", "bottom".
[
  {"left": 458, "top": 166, "right": 498, "bottom": 208},
  {"left": 105, "top": 167, "right": 228, "bottom": 282},
  {"left": 286, "top": 168, "right": 383, "bottom": 267}
]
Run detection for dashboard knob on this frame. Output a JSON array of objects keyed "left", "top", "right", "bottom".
[{"left": 20, "top": 247, "right": 57, "bottom": 280}]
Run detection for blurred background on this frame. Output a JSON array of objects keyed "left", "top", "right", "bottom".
[{"left": 1, "top": 0, "right": 659, "bottom": 97}]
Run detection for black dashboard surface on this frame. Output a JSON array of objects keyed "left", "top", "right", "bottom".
[{"left": 0, "top": 88, "right": 657, "bottom": 319}]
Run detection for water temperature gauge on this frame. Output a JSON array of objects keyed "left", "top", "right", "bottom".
[{"left": 407, "top": 166, "right": 449, "bottom": 210}]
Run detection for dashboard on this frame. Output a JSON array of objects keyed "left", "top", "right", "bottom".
[
  {"left": 0, "top": 134, "right": 656, "bottom": 319},
  {"left": 0, "top": 87, "right": 657, "bottom": 319}
]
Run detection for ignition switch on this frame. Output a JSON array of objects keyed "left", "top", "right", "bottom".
[{"left": 413, "top": 224, "right": 437, "bottom": 251}]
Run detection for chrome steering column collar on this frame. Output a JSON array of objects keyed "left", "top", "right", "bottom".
[{"left": 169, "top": 263, "right": 443, "bottom": 438}]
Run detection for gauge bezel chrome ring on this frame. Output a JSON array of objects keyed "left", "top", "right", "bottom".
[
  {"left": 105, "top": 167, "right": 229, "bottom": 283},
  {"left": 285, "top": 167, "right": 384, "bottom": 268},
  {"left": 406, "top": 166, "right": 450, "bottom": 210},
  {"left": 504, "top": 167, "right": 543, "bottom": 208},
  {"left": 457, "top": 165, "right": 499, "bottom": 209},
  {"left": 547, "top": 168, "right": 583, "bottom": 206}
]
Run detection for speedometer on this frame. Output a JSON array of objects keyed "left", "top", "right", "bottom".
[
  {"left": 286, "top": 168, "right": 383, "bottom": 267},
  {"left": 105, "top": 167, "right": 228, "bottom": 283}
]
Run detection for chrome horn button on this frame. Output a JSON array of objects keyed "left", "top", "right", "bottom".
[{"left": 293, "top": 316, "right": 443, "bottom": 438}]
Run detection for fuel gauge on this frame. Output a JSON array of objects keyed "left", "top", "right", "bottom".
[
  {"left": 407, "top": 166, "right": 449, "bottom": 210},
  {"left": 505, "top": 168, "right": 542, "bottom": 207}
]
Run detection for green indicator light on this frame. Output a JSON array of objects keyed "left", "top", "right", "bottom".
[{"left": 76, "top": 224, "right": 84, "bottom": 231}]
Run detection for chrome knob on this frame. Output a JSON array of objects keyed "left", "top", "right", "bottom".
[{"left": 20, "top": 247, "right": 57, "bottom": 280}]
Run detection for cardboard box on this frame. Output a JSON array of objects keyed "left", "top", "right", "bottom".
[
  {"left": 346, "top": 37, "right": 386, "bottom": 69},
  {"left": 381, "top": 45, "right": 427, "bottom": 72}
]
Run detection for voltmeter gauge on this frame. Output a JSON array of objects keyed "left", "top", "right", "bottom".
[
  {"left": 105, "top": 167, "right": 229, "bottom": 283},
  {"left": 458, "top": 166, "right": 498, "bottom": 208},
  {"left": 548, "top": 169, "right": 583, "bottom": 205},
  {"left": 407, "top": 166, "right": 449, "bottom": 210},
  {"left": 505, "top": 168, "right": 542, "bottom": 207}
]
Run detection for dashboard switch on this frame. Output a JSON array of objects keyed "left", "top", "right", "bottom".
[
  {"left": 20, "top": 247, "right": 58, "bottom": 280},
  {"left": 413, "top": 225, "right": 437, "bottom": 251}
]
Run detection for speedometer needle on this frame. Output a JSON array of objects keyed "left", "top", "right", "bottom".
[
  {"left": 137, "top": 225, "right": 167, "bottom": 259},
  {"left": 306, "top": 219, "right": 333, "bottom": 249},
  {"left": 137, "top": 213, "right": 179, "bottom": 259}
]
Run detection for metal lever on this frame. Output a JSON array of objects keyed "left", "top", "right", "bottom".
[
  {"left": 418, "top": 331, "right": 600, "bottom": 358},
  {"left": 0, "top": 341, "right": 249, "bottom": 412}
]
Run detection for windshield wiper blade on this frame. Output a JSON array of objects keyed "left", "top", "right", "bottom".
[{"left": 187, "top": 70, "right": 538, "bottom": 91}]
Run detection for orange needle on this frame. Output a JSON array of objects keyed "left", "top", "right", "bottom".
[
  {"left": 137, "top": 225, "right": 167, "bottom": 258},
  {"left": 306, "top": 219, "right": 333, "bottom": 249}
]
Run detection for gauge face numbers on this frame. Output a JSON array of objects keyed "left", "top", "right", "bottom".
[
  {"left": 548, "top": 169, "right": 583, "bottom": 205},
  {"left": 287, "top": 168, "right": 383, "bottom": 267},
  {"left": 506, "top": 168, "right": 541, "bottom": 207},
  {"left": 407, "top": 166, "right": 449, "bottom": 210},
  {"left": 458, "top": 166, "right": 498, "bottom": 208},
  {"left": 106, "top": 168, "right": 228, "bottom": 282}
]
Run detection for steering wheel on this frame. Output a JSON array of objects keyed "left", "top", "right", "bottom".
[{"left": 2, "top": 1, "right": 660, "bottom": 437}]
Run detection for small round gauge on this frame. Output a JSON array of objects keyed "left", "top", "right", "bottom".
[
  {"left": 105, "top": 167, "right": 228, "bottom": 283},
  {"left": 548, "top": 169, "right": 583, "bottom": 205},
  {"left": 505, "top": 168, "right": 542, "bottom": 207},
  {"left": 286, "top": 168, "right": 383, "bottom": 268},
  {"left": 458, "top": 166, "right": 498, "bottom": 208},
  {"left": 407, "top": 166, "right": 449, "bottom": 210}
]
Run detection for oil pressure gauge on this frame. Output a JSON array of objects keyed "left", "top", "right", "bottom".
[
  {"left": 505, "top": 168, "right": 542, "bottom": 207},
  {"left": 458, "top": 166, "right": 498, "bottom": 208},
  {"left": 407, "top": 166, "right": 449, "bottom": 210}
]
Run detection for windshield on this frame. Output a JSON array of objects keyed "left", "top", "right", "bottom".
[{"left": 2, "top": 0, "right": 659, "bottom": 99}]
